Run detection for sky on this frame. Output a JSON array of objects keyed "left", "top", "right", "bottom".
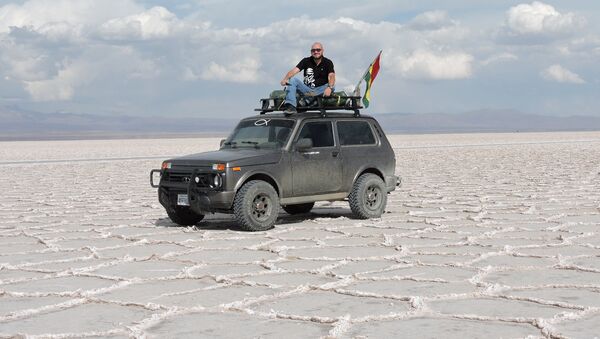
[{"left": 0, "top": 0, "right": 598, "bottom": 118}]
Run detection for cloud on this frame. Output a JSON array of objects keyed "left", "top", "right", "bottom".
[
  {"left": 98, "top": 6, "right": 179, "bottom": 40},
  {"left": 541, "top": 64, "right": 585, "bottom": 84},
  {"left": 0, "top": 1, "right": 595, "bottom": 117},
  {"left": 0, "top": 41, "right": 51, "bottom": 80},
  {"left": 391, "top": 49, "right": 474, "bottom": 80},
  {"left": 407, "top": 10, "right": 456, "bottom": 31},
  {"left": 23, "top": 59, "right": 91, "bottom": 101},
  {"left": 0, "top": 7, "right": 477, "bottom": 106},
  {"left": 480, "top": 53, "right": 518, "bottom": 66},
  {"left": 200, "top": 58, "right": 262, "bottom": 84},
  {"left": 0, "top": 0, "right": 143, "bottom": 35},
  {"left": 20, "top": 46, "right": 162, "bottom": 101},
  {"left": 505, "top": 1, "right": 585, "bottom": 36}
]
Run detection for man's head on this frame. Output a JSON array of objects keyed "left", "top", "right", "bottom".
[{"left": 311, "top": 42, "right": 323, "bottom": 60}]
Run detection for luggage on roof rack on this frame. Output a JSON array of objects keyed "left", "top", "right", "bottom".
[{"left": 255, "top": 89, "right": 363, "bottom": 117}]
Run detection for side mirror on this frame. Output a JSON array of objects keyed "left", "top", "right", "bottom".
[
  {"left": 220, "top": 139, "right": 226, "bottom": 147},
  {"left": 296, "top": 138, "right": 313, "bottom": 151}
]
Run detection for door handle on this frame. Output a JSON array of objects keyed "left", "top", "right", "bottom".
[{"left": 332, "top": 151, "right": 339, "bottom": 157}]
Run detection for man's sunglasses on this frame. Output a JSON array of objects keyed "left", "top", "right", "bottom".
[{"left": 311, "top": 48, "right": 322, "bottom": 52}]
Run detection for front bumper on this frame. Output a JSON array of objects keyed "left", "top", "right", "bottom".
[
  {"left": 157, "top": 186, "right": 236, "bottom": 214},
  {"left": 189, "top": 189, "right": 236, "bottom": 214},
  {"left": 153, "top": 168, "right": 236, "bottom": 214},
  {"left": 385, "top": 175, "right": 401, "bottom": 192}
]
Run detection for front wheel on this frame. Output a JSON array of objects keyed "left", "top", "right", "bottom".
[
  {"left": 348, "top": 173, "right": 387, "bottom": 219},
  {"left": 166, "top": 206, "right": 205, "bottom": 226},
  {"left": 233, "top": 180, "right": 279, "bottom": 231}
]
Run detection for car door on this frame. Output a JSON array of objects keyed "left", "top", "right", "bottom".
[
  {"left": 291, "top": 120, "right": 342, "bottom": 196},
  {"left": 336, "top": 119, "right": 380, "bottom": 191}
]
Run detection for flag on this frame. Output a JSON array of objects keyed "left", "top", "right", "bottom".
[{"left": 362, "top": 51, "right": 381, "bottom": 108}]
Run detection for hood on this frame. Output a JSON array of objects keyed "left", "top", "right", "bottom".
[{"left": 170, "top": 148, "right": 282, "bottom": 168}]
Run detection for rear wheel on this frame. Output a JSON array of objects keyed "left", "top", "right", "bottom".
[
  {"left": 282, "top": 202, "right": 314, "bottom": 215},
  {"left": 348, "top": 173, "right": 387, "bottom": 219},
  {"left": 234, "top": 180, "right": 279, "bottom": 231},
  {"left": 166, "top": 206, "right": 204, "bottom": 226}
]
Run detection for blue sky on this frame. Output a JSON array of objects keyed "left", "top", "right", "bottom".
[{"left": 0, "top": 0, "right": 598, "bottom": 118}]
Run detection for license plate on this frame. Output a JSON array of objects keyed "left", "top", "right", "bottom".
[{"left": 177, "top": 194, "right": 189, "bottom": 206}]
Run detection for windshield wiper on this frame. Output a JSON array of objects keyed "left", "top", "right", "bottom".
[
  {"left": 223, "top": 141, "right": 237, "bottom": 148},
  {"left": 240, "top": 141, "right": 260, "bottom": 148}
]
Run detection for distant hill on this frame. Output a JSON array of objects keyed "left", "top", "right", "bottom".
[
  {"left": 376, "top": 109, "right": 600, "bottom": 133},
  {"left": 0, "top": 107, "right": 238, "bottom": 140},
  {"left": 1, "top": 107, "right": 600, "bottom": 140}
]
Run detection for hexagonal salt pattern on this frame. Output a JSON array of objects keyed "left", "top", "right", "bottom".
[{"left": 1, "top": 132, "right": 600, "bottom": 337}]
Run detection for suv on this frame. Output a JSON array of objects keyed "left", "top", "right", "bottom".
[{"left": 150, "top": 112, "right": 400, "bottom": 231}]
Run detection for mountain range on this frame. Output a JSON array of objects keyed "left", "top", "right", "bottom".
[
  {"left": 1, "top": 107, "right": 600, "bottom": 140},
  {"left": 376, "top": 109, "right": 600, "bottom": 133}
]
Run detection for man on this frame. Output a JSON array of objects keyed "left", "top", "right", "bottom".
[{"left": 280, "top": 42, "right": 336, "bottom": 114}]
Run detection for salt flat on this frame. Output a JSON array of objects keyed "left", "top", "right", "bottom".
[{"left": 1, "top": 132, "right": 599, "bottom": 338}]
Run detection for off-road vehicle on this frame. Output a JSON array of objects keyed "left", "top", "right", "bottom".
[{"left": 150, "top": 98, "right": 400, "bottom": 231}]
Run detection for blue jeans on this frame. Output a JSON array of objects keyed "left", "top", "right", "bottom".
[{"left": 284, "top": 77, "right": 333, "bottom": 107}]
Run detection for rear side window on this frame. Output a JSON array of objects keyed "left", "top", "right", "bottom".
[
  {"left": 337, "top": 121, "right": 376, "bottom": 146},
  {"left": 297, "top": 121, "right": 334, "bottom": 147}
]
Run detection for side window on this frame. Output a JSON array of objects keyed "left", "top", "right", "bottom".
[
  {"left": 337, "top": 121, "right": 376, "bottom": 146},
  {"left": 297, "top": 121, "right": 334, "bottom": 147}
]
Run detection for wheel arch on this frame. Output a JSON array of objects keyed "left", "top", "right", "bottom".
[
  {"left": 235, "top": 171, "right": 281, "bottom": 196},
  {"left": 353, "top": 166, "right": 385, "bottom": 185}
]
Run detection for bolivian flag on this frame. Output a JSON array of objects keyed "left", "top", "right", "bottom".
[{"left": 362, "top": 51, "right": 381, "bottom": 108}]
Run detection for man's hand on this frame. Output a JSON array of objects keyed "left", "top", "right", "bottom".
[
  {"left": 281, "top": 68, "right": 300, "bottom": 87},
  {"left": 324, "top": 87, "right": 332, "bottom": 97}
]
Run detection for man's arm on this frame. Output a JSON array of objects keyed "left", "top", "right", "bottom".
[
  {"left": 324, "top": 72, "right": 336, "bottom": 96},
  {"left": 280, "top": 67, "right": 300, "bottom": 86}
]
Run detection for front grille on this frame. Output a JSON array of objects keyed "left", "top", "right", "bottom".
[
  {"left": 164, "top": 170, "right": 192, "bottom": 183},
  {"left": 163, "top": 170, "right": 214, "bottom": 188}
]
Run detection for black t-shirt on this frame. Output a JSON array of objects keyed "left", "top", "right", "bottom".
[{"left": 296, "top": 56, "right": 335, "bottom": 88}]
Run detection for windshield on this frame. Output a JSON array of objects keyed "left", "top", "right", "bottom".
[{"left": 222, "top": 118, "right": 295, "bottom": 149}]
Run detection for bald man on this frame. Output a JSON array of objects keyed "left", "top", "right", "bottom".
[{"left": 280, "top": 42, "right": 336, "bottom": 114}]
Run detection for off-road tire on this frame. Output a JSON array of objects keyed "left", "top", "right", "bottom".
[
  {"left": 282, "top": 202, "right": 315, "bottom": 215},
  {"left": 166, "top": 206, "right": 205, "bottom": 226},
  {"left": 233, "top": 180, "right": 279, "bottom": 231},
  {"left": 349, "top": 173, "right": 387, "bottom": 219}
]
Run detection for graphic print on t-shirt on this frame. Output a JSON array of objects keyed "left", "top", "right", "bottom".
[{"left": 304, "top": 68, "right": 315, "bottom": 88}]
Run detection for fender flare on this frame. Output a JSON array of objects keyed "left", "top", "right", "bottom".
[
  {"left": 234, "top": 169, "right": 283, "bottom": 197},
  {"left": 351, "top": 165, "right": 385, "bottom": 185}
]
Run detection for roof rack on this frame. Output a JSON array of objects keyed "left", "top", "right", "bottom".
[{"left": 255, "top": 93, "right": 363, "bottom": 117}]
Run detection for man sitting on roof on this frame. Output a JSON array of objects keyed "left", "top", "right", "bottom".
[{"left": 280, "top": 42, "right": 336, "bottom": 114}]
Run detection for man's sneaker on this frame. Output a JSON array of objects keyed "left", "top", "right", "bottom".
[{"left": 283, "top": 104, "right": 297, "bottom": 114}]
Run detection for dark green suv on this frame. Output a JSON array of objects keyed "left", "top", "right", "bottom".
[{"left": 150, "top": 112, "right": 400, "bottom": 231}]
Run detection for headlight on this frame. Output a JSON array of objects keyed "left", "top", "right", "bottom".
[
  {"left": 161, "top": 162, "right": 172, "bottom": 169},
  {"left": 212, "top": 163, "right": 226, "bottom": 171},
  {"left": 210, "top": 174, "right": 222, "bottom": 188}
]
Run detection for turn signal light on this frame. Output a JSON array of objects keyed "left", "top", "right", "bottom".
[
  {"left": 161, "top": 162, "right": 171, "bottom": 169},
  {"left": 212, "top": 163, "right": 226, "bottom": 171},
  {"left": 232, "top": 167, "right": 241, "bottom": 171}
]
